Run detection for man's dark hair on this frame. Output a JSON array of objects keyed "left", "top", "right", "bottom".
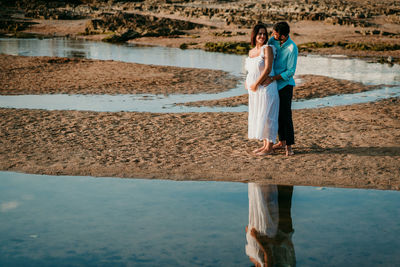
[
  {"left": 250, "top": 24, "right": 268, "bottom": 46},
  {"left": 273, "top": 22, "right": 290, "bottom": 37}
]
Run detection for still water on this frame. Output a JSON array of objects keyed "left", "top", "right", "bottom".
[
  {"left": 1, "top": 38, "right": 399, "bottom": 112},
  {"left": 0, "top": 86, "right": 398, "bottom": 113},
  {"left": 1, "top": 171, "right": 399, "bottom": 266}
]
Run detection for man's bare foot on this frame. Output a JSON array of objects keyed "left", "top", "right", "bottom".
[
  {"left": 286, "top": 146, "right": 294, "bottom": 156},
  {"left": 272, "top": 141, "right": 285, "bottom": 150}
]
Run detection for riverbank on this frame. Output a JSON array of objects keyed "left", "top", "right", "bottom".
[{"left": 1, "top": 97, "right": 399, "bottom": 190}]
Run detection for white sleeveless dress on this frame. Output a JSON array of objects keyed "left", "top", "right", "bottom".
[{"left": 245, "top": 45, "right": 279, "bottom": 142}]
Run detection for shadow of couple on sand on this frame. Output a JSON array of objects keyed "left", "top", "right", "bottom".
[{"left": 295, "top": 146, "right": 400, "bottom": 156}]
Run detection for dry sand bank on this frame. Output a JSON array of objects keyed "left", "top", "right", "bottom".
[
  {"left": 1, "top": 98, "right": 399, "bottom": 190},
  {"left": 0, "top": 54, "right": 238, "bottom": 95}
]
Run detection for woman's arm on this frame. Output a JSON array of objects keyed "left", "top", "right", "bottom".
[{"left": 249, "top": 46, "right": 274, "bottom": 92}]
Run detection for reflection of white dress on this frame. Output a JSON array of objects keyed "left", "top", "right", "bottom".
[
  {"left": 245, "top": 183, "right": 279, "bottom": 266},
  {"left": 245, "top": 45, "right": 279, "bottom": 142}
]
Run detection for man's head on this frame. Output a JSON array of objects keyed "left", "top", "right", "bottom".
[{"left": 272, "top": 22, "right": 290, "bottom": 42}]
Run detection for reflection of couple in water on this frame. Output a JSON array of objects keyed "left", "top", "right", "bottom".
[{"left": 245, "top": 184, "right": 295, "bottom": 267}]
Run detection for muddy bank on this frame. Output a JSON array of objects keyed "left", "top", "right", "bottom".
[
  {"left": 0, "top": 54, "right": 238, "bottom": 95},
  {"left": 1, "top": 98, "right": 399, "bottom": 190}
]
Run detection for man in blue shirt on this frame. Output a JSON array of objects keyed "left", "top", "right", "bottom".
[{"left": 264, "top": 22, "right": 298, "bottom": 156}]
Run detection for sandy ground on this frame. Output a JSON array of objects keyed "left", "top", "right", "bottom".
[
  {"left": 20, "top": 19, "right": 89, "bottom": 38},
  {"left": 0, "top": 55, "right": 237, "bottom": 95},
  {"left": 1, "top": 97, "right": 399, "bottom": 190}
]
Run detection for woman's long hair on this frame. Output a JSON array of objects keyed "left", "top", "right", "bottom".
[{"left": 251, "top": 24, "right": 268, "bottom": 46}]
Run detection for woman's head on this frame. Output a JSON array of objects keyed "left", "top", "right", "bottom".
[{"left": 251, "top": 24, "right": 268, "bottom": 46}]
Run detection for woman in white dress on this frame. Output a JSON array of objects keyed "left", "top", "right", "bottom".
[{"left": 245, "top": 24, "right": 279, "bottom": 156}]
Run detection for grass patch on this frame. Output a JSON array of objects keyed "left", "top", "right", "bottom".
[{"left": 205, "top": 42, "right": 251, "bottom": 55}]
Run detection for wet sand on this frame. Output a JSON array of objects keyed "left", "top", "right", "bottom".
[{"left": 1, "top": 98, "right": 399, "bottom": 190}]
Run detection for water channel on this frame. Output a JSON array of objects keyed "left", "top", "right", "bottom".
[
  {"left": 1, "top": 37, "right": 399, "bottom": 112},
  {"left": 1, "top": 38, "right": 400, "bottom": 266}
]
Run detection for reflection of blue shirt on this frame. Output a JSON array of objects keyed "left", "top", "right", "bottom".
[{"left": 268, "top": 36, "right": 298, "bottom": 90}]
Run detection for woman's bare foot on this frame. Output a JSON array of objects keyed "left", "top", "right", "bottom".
[
  {"left": 252, "top": 147, "right": 265, "bottom": 154},
  {"left": 272, "top": 141, "right": 286, "bottom": 150},
  {"left": 286, "top": 146, "right": 294, "bottom": 156},
  {"left": 256, "top": 142, "right": 274, "bottom": 156},
  {"left": 253, "top": 140, "right": 269, "bottom": 154}
]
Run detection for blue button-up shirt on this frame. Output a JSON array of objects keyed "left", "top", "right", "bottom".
[{"left": 268, "top": 36, "right": 298, "bottom": 90}]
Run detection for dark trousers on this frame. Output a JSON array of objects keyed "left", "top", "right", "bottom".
[
  {"left": 278, "top": 85, "right": 295, "bottom": 146},
  {"left": 278, "top": 185, "right": 294, "bottom": 234}
]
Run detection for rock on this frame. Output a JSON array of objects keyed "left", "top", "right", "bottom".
[
  {"left": 103, "top": 29, "right": 140, "bottom": 43},
  {"left": 356, "top": 13, "right": 365, "bottom": 19}
]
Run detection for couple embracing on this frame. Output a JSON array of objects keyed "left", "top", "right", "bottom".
[{"left": 245, "top": 22, "right": 298, "bottom": 157}]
